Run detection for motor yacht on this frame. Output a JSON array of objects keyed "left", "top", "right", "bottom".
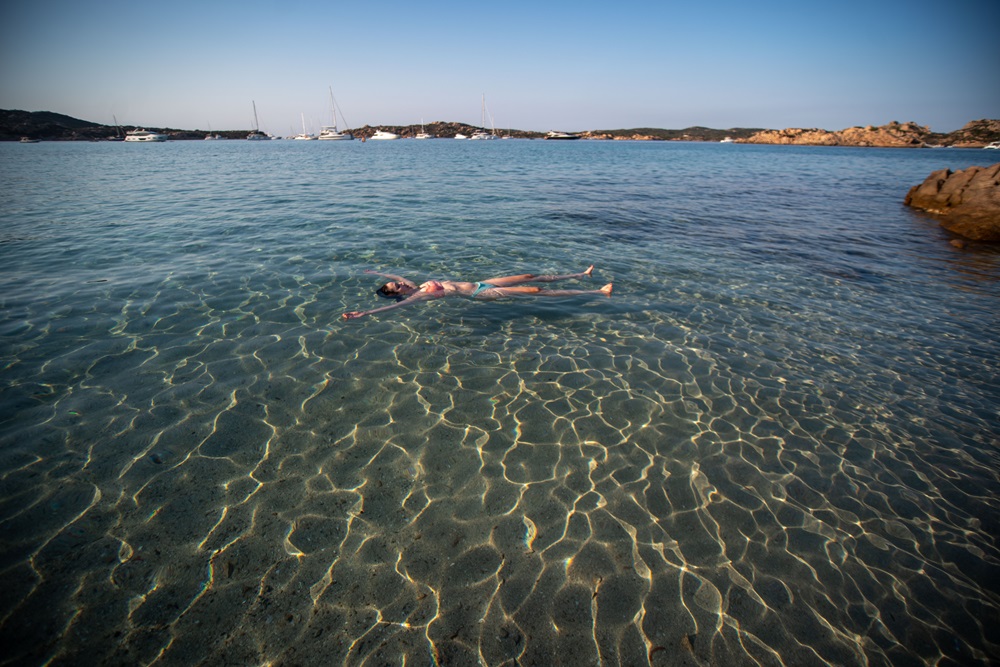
[
  {"left": 985, "top": 141, "right": 1000, "bottom": 150},
  {"left": 371, "top": 130, "right": 400, "bottom": 140},
  {"left": 544, "top": 131, "right": 580, "bottom": 140},
  {"left": 124, "top": 129, "right": 168, "bottom": 142}
]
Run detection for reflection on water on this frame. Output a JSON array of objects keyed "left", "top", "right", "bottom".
[{"left": 1, "top": 141, "right": 998, "bottom": 666}]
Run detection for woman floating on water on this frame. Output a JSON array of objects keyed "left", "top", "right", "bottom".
[{"left": 342, "top": 265, "right": 612, "bottom": 320}]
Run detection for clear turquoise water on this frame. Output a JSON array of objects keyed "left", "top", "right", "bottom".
[{"left": 1, "top": 139, "right": 998, "bottom": 666}]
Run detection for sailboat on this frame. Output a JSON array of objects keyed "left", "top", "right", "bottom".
[
  {"left": 470, "top": 94, "right": 497, "bottom": 140},
  {"left": 415, "top": 119, "right": 432, "bottom": 140},
  {"left": 108, "top": 114, "right": 125, "bottom": 141},
  {"left": 293, "top": 113, "right": 317, "bottom": 140},
  {"left": 318, "top": 87, "right": 354, "bottom": 140},
  {"left": 247, "top": 101, "right": 270, "bottom": 140}
]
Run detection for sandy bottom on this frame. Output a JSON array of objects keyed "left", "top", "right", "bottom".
[{"left": 1, "top": 278, "right": 998, "bottom": 667}]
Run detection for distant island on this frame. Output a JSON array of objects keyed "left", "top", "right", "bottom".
[{"left": 2, "top": 110, "right": 998, "bottom": 147}]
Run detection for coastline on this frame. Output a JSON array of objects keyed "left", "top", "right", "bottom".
[{"left": 3, "top": 110, "right": 998, "bottom": 147}]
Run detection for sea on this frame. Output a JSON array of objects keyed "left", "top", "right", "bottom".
[{"left": 0, "top": 138, "right": 997, "bottom": 666}]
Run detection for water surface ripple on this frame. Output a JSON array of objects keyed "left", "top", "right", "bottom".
[{"left": 1, "top": 140, "right": 998, "bottom": 666}]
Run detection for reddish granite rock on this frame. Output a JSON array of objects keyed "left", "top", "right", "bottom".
[
  {"left": 904, "top": 163, "right": 1000, "bottom": 241},
  {"left": 743, "top": 121, "right": 933, "bottom": 147}
]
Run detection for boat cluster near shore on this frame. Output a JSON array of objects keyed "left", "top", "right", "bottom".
[
  {"left": 105, "top": 94, "right": 584, "bottom": 143},
  {"left": 228, "top": 94, "right": 582, "bottom": 142},
  {"left": 95, "top": 128, "right": 580, "bottom": 142}
]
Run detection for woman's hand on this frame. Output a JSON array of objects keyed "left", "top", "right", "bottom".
[{"left": 342, "top": 311, "right": 365, "bottom": 320}]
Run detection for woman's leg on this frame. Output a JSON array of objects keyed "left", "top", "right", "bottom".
[
  {"left": 491, "top": 283, "right": 612, "bottom": 298},
  {"left": 485, "top": 265, "right": 595, "bottom": 287}
]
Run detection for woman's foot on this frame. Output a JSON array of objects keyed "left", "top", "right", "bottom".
[
  {"left": 600, "top": 283, "right": 613, "bottom": 296},
  {"left": 583, "top": 265, "right": 594, "bottom": 277}
]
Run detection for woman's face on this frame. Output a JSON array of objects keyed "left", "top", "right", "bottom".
[{"left": 383, "top": 281, "right": 415, "bottom": 297}]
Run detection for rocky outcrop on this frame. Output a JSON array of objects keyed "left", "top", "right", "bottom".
[
  {"left": 904, "top": 163, "right": 1000, "bottom": 241},
  {"left": 943, "top": 119, "right": 1000, "bottom": 148},
  {"left": 742, "top": 121, "right": 936, "bottom": 147}
]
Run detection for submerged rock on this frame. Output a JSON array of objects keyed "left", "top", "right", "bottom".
[{"left": 904, "top": 163, "right": 1000, "bottom": 241}]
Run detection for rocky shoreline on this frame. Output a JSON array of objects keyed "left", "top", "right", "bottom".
[
  {"left": 739, "top": 120, "right": 1000, "bottom": 148},
  {"left": 3, "top": 110, "right": 999, "bottom": 147}
]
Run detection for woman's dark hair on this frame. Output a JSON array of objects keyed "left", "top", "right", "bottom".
[{"left": 376, "top": 284, "right": 406, "bottom": 301}]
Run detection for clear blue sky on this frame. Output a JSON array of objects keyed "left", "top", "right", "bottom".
[{"left": 2, "top": 0, "right": 997, "bottom": 134}]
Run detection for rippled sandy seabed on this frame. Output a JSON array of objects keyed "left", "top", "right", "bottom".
[
  {"left": 2, "top": 278, "right": 997, "bottom": 667},
  {"left": 1, "top": 141, "right": 998, "bottom": 666}
]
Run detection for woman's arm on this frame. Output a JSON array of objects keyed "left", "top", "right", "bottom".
[
  {"left": 363, "top": 269, "right": 417, "bottom": 288},
  {"left": 342, "top": 293, "right": 439, "bottom": 320}
]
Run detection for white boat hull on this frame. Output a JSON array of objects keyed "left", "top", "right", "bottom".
[
  {"left": 125, "top": 130, "right": 168, "bottom": 142},
  {"left": 319, "top": 126, "right": 353, "bottom": 140},
  {"left": 544, "top": 131, "right": 580, "bottom": 140}
]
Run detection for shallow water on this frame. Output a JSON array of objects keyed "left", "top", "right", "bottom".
[{"left": 1, "top": 139, "right": 998, "bottom": 666}]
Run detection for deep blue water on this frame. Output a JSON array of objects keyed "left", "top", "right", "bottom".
[{"left": 1, "top": 139, "right": 998, "bottom": 666}]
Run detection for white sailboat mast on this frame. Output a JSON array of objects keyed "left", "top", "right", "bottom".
[
  {"left": 332, "top": 88, "right": 351, "bottom": 131},
  {"left": 481, "top": 93, "right": 497, "bottom": 135},
  {"left": 328, "top": 87, "right": 338, "bottom": 132}
]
